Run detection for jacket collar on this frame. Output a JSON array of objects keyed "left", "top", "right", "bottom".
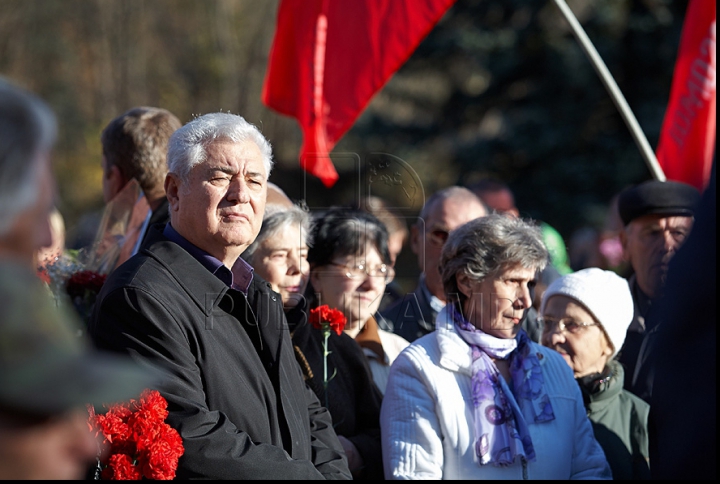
[
  {"left": 435, "top": 305, "right": 473, "bottom": 376},
  {"left": 355, "top": 316, "right": 386, "bottom": 364},
  {"left": 433, "top": 306, "right": 550, "bottom": 377},
  {"left": 581, "top": 360, "right": 624, "bottom": 411},
  {"left": 141, "top": 225, "right": 229, "bottom": 316}
]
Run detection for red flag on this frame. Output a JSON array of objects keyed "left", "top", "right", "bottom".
[
  {"left": 656, "top": 1, "right": 716, "bottom": 192},
  {"left": 262, "top": 0, "right": 457, "bottom": 187}
]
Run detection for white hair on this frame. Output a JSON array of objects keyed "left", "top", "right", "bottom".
[{"left": 167, "top": 112, "right": 273, "bottom": 182}]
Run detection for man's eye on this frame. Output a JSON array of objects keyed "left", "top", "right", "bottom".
[{"left": 672, "top": 230, "right": 687, "bottom": 239}]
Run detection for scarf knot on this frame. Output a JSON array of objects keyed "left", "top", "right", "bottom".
[{"left": 450, "top": 304, "right": 555, "bottom": 467}]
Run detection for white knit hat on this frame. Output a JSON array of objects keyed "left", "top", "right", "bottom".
[{"left": 539, "top": 267, "right": 633, "bottom": 357}]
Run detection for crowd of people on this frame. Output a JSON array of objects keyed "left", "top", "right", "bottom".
[{"left": 1, "top": 75, "right": 715, "bottom": 480}]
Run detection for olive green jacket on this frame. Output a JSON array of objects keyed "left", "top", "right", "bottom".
[{"left": 580, "top": 360, "right": 651, "bottom": 480}]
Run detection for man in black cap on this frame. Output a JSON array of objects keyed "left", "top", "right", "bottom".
[{"left": 615, "top": 179, "right": 701, "bottom": 401}]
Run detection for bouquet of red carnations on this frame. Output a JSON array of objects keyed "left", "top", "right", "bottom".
[{"left": 88, "top": 389, "right": 184, "bottom": 480}]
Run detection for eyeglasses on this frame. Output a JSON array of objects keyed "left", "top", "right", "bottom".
[
  {"left": 327, "top": 261, "right": 395, "bottom": 284},
  {"left": 538, "top": 317, "right": 598, "bottom": 335},
  {"left": 426, "top": 228, "right": 450, "bottom": 247}
]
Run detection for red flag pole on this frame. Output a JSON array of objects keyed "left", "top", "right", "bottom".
[{"left": 551, "top": 0, "right": 666, "bottom": 181}]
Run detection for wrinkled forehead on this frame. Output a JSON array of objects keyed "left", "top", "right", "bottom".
[
  {"left": 499, "top": 263, "right": 539, "bottom": 279},
  {"left": 203, "top": 139, "right": 266, "bottom": 171},
  {"left": 629, "top": 213, "right": 694, "bottom": 231},
  {"left": 262, "top": 223, "right": 307, "bottom": 248}
]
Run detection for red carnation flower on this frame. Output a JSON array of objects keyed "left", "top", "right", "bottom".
[
  {"left": 308, "top": 305, "right": 347, "bottom": 409},
  {"left": 309, "top": 305, "right": 347, "bottom": 335},
  {"left": 66, "top": 270, "right": 107, "bottom": 300},
  {"left": 103, "top": 453, "right": 141, "bottom": 480},
  {"left": 88, "top": 389, "right": 184, "bottom": 480}
]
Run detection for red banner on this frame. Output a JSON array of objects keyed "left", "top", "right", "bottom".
[
  {"left": 262, "top": 0, "right": 457, "bottom": 187},
  {"left": 656, "top": 1, "right": 717, "bottom": 192}
]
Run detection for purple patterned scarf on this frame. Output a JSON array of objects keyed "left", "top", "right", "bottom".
[{"left": 450, "top": 304, "right": 555, "bottom": 467}]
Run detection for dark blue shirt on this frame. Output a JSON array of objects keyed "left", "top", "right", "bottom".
[{"left": 163, "top": 224, "right": 253, "bottom": 294}]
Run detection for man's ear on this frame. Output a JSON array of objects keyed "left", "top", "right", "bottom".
[
  {"left": 455, "top": 272, "right": 474, "bottom": 299},
  {"left": 409, "top": 224, "right": 420, "bottom": 255},
  {"left": 409, "top": 224, "right": 427, "bottom": 272},
  {"left": 619, "top": 227, "right": 630, "bottom": 261},
  {"left": 105, "top": 164, "right": 127, "bottom": 202},
  {"left": 165, "top": 173, "right": 181, "bottom": 212}
]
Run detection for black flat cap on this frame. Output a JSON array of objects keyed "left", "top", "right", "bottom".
[{"left": 618, "top": 180, "right": 701, "bottom": 226}]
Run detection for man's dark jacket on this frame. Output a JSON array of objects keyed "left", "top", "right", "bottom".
[
  {"left": 88, "top": 226, "right": 351, "bottom": 479},
  {"left": 139, "top": 196, "right": 170, "bottom": 250}
]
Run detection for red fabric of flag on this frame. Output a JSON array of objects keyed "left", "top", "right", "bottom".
[
  {"left": 262, "top": 0, "right": 457, "bottom": 187},
  {"left": 656, "top": 1, "right": 717, "bottom": 192}
]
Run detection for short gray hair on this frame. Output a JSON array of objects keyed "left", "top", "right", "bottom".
[
  {"left": 418, "top": 185, "right": 486, "bottom": 223},
  {"left": 242, "top": 204, "right": 312, "bottom": 264},
  {"left": 440, "top": 213, "right": 549, "bottom": 305},
  {"left": 167, "top": 112, "right": 273, "bottom": 182},
  {"left": 0, "top": 78, "right": 57, "bottom": 236}
]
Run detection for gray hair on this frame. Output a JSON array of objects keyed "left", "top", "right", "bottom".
[
  {"left": 167, "top": 112, "right": 273, "bottom": 182},
  {"left": 242, "top": 204, "right": 313, "bottom": 264},
  {"left": 440, "top": 213, "right": 549, "bottom": 305},
  {"left": 0, "top": 78, "right": 57, "bottom": 236},
  {"left": 418, "top": 185, "right": 486, "bottom": 222}
]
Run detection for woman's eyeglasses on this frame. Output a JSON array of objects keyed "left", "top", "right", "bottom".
[
  {"left": 328, "top": 261, "right": 395, "bottom": 284},
  {"left": 538, "top": 317, "right": 598, "bottom": 334}
]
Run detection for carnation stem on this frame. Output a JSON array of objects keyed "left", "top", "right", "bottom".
[{"left": 323, "top": 328, "right": 330, "bottom": 409}]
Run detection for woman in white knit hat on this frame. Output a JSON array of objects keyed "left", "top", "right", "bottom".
[{"left": 540, "top": 267, "right": 650, "bottom": 480}]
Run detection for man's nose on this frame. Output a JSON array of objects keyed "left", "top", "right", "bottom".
[
  {"left": 226, "top": 178, "right": 250, "bottom": 203},
  {"left": 663, "top": 230, "right": 681, "bottom": 253}
]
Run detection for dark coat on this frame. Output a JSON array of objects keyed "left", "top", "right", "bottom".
[
  {"left": 378, "top": 279, "right": 437, "bottom": 343},
  {"left": 286, "top": 301, "right": 385, "bottom": 480},
  {"left": 648, "top": 161, "right": 716, "bottom": 480},
  {"left": 88, "top": 226, "right": 351, "bottom": 480},
  {"left": 138, "top": 196, "right": 170, "bottom": 250}
]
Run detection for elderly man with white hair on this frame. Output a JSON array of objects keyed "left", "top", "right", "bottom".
[{"left": 89, "top": 112, "right": 351, "bottom": 480}]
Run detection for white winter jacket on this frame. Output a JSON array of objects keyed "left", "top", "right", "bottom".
[{"left": 380, "top": 307, "right": 611, "bottom": 480}]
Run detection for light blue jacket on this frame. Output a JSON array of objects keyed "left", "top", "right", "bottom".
[{"left": 380, "top": 306, "right": 612, "bottom": 480}]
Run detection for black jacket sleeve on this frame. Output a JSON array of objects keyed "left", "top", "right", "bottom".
[{"left": 90, "top": 284, "right": 350, "bottom": 480}]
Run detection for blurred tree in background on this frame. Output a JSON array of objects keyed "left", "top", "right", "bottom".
[{"left": 1, "top": 0, "right": 687, "bottom": 262}]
